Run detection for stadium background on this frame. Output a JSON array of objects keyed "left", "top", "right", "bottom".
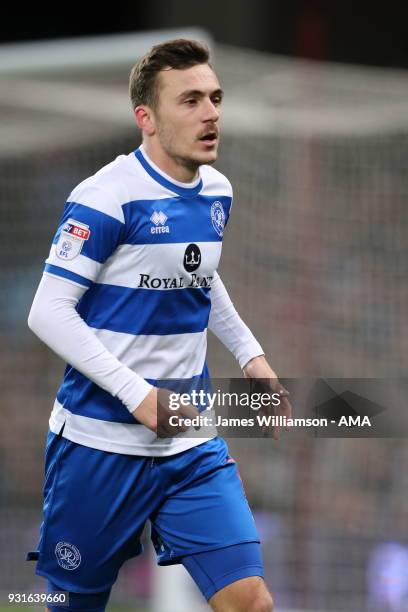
[{"left": 1, "top": 3, "right": 408, "bottom": 611}]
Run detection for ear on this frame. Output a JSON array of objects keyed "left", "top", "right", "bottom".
[{"left": 134, "top": 105, "right": 156, "bottom": 136}]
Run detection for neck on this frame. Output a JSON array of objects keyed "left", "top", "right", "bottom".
[{"left": 142, "top": 140, "right": 199, "bottom": 183}]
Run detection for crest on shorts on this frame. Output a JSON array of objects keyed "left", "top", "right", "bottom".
[
  {"left": 56, "top": 218, "right": 90, "bottom": 260},
  {"left": 55, "top": 541, "right": 81, "bottom": 570},
  {"left": 210, "top": 201, "right": 225, "bottom": 237}
]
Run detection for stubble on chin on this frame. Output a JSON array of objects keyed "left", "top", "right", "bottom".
[
  {"left": 157, "top": 127, "right": 218, "bottom": 171},
  {"left": 165, "top": 147, "right": 217, "bottom": 173},
  {"left": 183, "top": 143, "right": 219, "bottom": 169}
]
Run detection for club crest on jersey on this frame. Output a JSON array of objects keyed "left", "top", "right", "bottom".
[
  {"left": 150, "top": 210, "right": 170, "bottom": 234},
  {"left": 211, "top": 201, "right": 225, "bottom": 237},
  {"left": 56, "top": 218, "right": 90, "bottom": 260},
  {"left": 55, "top": 541, "right": 81, "bottom": 570}
]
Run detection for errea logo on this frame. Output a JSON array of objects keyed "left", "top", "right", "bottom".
[{"left": 150, "top": 211, "right": 170, "bottom": 234}]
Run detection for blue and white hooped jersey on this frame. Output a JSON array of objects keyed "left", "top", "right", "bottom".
[{"left": 44, "top": 145, "right": 233, "bottom": 455}]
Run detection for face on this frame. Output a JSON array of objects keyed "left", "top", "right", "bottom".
[{"left": 151, "top": 63, "right": 223, "bottom": 171}]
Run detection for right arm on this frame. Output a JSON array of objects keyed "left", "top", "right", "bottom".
[
  {"left": 28, "top": 181, "right": 161, "bottom": 430},
  {"left": 28, "top": 273, "right": 197, "bottom": 434},
  {"left": 28, "top": 273, "right": 157, "bottom": 427}
]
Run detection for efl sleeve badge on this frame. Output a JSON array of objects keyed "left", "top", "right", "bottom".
[{"left": 56, "top": 218, "right": 91, "bottom": 260}]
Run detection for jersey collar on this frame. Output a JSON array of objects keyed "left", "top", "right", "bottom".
[{"left": 134, "top": 146, "right": 203, "bottom": 197}]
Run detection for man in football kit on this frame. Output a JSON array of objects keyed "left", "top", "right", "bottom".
[{"left": 27, "top": 39, "right": 291, "bottom": 612}]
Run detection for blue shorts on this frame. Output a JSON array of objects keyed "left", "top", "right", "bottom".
[{"left": 27, "top": 430, "right": 262, "bottom": 603}]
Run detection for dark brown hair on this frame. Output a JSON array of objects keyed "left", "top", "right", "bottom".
[{"left": 129, "top": 39, "right": 210, "bottom": 110}]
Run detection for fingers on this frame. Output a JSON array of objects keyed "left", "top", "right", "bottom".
[
  {"left": 157, "top": 413, "right": 186, "bottom": 438},
  {"left": 179, "top": 402, "right": 200, "bottom": 420},
  {"left": 157, "top": 408, "right": 189, "bottom": 437},
  {"left": 251, "top": 377, "right": 290, "bottom": 399},
  {"left": 156, "top": 390, "right": 201, "bottom": 438},
  {"left": 161, "top": 402, "right": 200, "bottom": 436},
  {"left": 260, "top": 385, "right": 292, "bottom": 439}
]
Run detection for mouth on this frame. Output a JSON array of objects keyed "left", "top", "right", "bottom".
[{"left": 198, "top": 131, "right": 218, "bottom": 145}]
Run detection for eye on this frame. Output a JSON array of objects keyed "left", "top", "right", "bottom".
[
  {"left": 212, "top": 96, "right": 223, "bottom": 106},
  {"left": 184, "top": 99, "right": 197, "bottom": 106}
]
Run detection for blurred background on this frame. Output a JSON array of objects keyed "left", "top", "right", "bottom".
[{"left": 1, "top": 2, "right": 408, "bottom": 611}]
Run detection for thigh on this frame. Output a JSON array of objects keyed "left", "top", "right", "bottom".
[
  {"left": 46, "top": 579, "right": 111, "bottom": 612},
  {"left": 209, "top": 575, "right": 273, "bottom": 612},
  {"left": 150, "top": 437, "right": 260, "bottom": 565},
  {"left": 29, "top": 432, "right": 159, "bottom": 593},
  {"left": 182, "top": 542, "right": 264, "bottom": 602}
]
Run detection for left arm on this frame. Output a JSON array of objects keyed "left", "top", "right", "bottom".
[
  {"left": 208, "top": 272, "right": 292, "bottom": 438},
  {"left": 208, "top": 271, "right": 264, "bottom": 369}
]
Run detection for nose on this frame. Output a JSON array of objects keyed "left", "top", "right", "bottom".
[{"left": 202, "top": 97, "right": 220, "bottom": 123}]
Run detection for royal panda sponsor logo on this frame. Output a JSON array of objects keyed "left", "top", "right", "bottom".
[
  {"left": 183, "top": 244, "right": 201, "bottom": 272},
  {"left": 137, "top": 273, "right": 213, "bottom": 289},
  {"left": 138, "top": 275, "right": 184, "bottom": 289}
]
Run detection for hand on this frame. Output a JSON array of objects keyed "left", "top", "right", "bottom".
[
  {"left": 243, "top": 355, "right": 292, "bottom": 440},
  {"left": 132, "top": 387, "right": 200, "bottom": 438}
]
